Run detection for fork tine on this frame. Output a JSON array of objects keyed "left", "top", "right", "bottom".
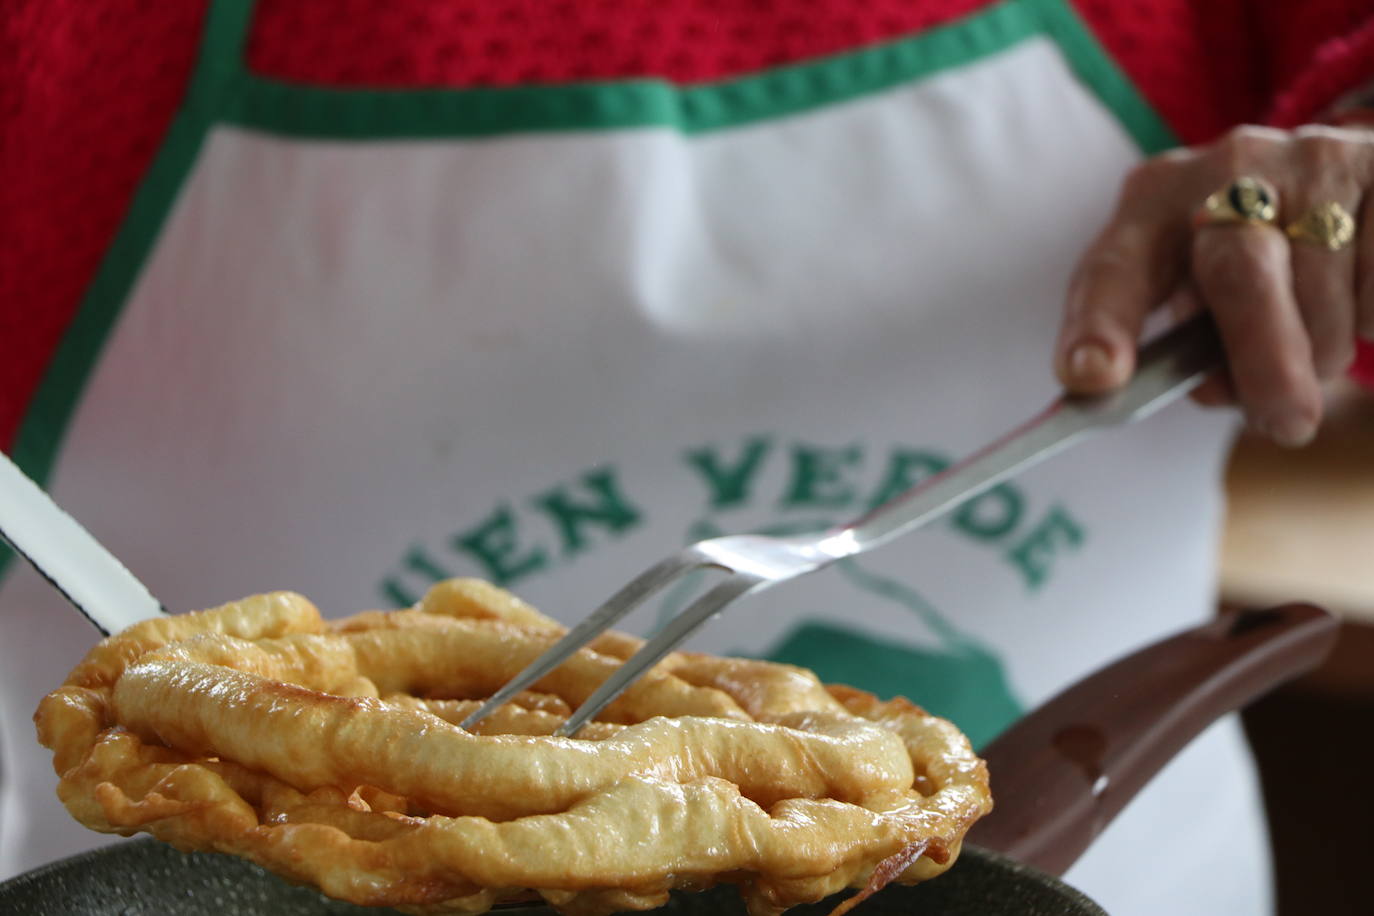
[
  {"left": 555, "top": 574, "right": 763, "bottom": 737},
  {"left": 461, "top": 553, "right": 704, "bottom": 729}
]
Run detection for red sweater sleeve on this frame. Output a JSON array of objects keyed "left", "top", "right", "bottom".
[
  {"left": 1255, "top": 0, "right": 1374, "bottom": 389},
  {"left": 1258, "top": 0, "right": 1374, "bottom": 127},
  {"left": 1073, "top": 0, "right": 1374, "bottom": 143},
  {"left": 1269, "top": 0, "right": 1374, "bottom": 392}
]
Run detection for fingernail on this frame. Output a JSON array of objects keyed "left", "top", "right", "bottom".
[
  {"left": 1067, "top": 341, "right": 1113, "bottom": 382},
  {"left": 1262, "top": 415, "right": 1316, "bottom": 448}
]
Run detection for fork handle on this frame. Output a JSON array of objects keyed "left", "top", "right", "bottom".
[
  {"left": 819, "top": 315, "right": 1222, "bottom": 560},
  {"left": 0, "top": 450, "right": 164, "bottom": 635}
]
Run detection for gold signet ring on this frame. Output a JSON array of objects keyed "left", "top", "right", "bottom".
[
  {"left": 1285, "top": 201, "right": 1356, "bottom": 251},
  {"left": 1194, "top": 176, "right": 1280, "bottom": 227}
]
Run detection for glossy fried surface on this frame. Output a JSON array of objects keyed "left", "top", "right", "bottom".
[{"left": 35, "top": 579, "right": 991, "bottom": 915}]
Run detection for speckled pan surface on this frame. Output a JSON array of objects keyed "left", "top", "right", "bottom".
[{"left": 0, "top": 838, "right": 1105, "bottom": 916}]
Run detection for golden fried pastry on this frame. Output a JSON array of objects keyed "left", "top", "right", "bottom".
[{"left": 35, "top": 579, "right": 991, "bottom": 915}]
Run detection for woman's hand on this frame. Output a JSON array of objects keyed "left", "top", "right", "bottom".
[{"left": 1056, "top": 124, "right": 1374, "bottom": 446}]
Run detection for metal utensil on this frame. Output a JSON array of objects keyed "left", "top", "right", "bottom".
[
  {"left": 0, "top": 451, "right": 164, "bottom": 635},
  {"left": 465, "top": 315, "right": 1223, "bottom": 736}
]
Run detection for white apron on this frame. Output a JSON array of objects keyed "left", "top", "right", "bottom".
[{"left": 0, "top": 1, "right": 1267, "bottom": 911}]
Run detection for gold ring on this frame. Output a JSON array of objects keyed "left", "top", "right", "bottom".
[
  {"left": 1285, "top": 201, "right": 1356, "bottom": 251},
  {"left": 1193, "top": 176, "right": 1280, "bottom": 227}
]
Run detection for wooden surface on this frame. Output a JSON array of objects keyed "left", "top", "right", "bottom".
[{"left": 1220, "top": 381, "right": 1374, "bottom": 625}]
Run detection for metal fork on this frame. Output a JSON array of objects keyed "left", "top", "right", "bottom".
[{"left": 464, "top": 315, "right": 1223, "bottom": 737}]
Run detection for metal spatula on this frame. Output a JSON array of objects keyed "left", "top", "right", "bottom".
[{"left": 0, "top": 451, "right": 164, "bottom": 634}]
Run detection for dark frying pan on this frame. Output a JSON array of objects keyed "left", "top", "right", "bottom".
[{"left": 0, "top": 603, "right": 1336, "bottom": 916}]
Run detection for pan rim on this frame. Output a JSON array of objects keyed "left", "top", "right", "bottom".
[{"left": 0, "top": 837, "right": 1107, "bottom": 915}]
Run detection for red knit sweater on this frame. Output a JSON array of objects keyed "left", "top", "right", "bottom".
[{"left": 4, "top": 0, "right": 1374, "bottom": 450}]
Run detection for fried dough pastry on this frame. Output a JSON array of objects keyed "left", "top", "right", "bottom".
[{"left": 35, "top": 579, "right": 991, "bottom": 915}]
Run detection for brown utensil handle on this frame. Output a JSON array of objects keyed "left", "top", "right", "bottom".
[{"left": 966, "top": 603, "right": 1337, "bottom": 877}]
